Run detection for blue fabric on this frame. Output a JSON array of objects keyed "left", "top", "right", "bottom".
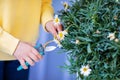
[
  {"left": 0, "top": 60, "right": 29, "bottom": 80},
  {"left": 29, "top": 0, "right": 75, "bottom": 80},
  {"left": 0, "top": 62, "right": 4, "bottom": 80}
]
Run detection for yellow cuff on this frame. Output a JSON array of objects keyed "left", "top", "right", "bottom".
[
  {"left": 42, "top": 16, "right": 53, "bottom": 32},
  {"left": 41, "top": 4, "right": 54, "bottom": 32},
  {"left": 0, "top": 30, "right": 20, "bottom": 55}
]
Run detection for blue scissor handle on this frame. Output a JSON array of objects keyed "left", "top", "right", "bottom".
[{"left": 17, "top": 43, "right": 44, "bottom": 71}]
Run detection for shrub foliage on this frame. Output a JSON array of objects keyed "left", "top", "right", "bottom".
[{"left": 59, "top": 0, "right": 120, "bottom": 79}]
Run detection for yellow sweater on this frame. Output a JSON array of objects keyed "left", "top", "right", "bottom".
[{"left": 0, "top": 0, "right": 54, "bottom": 60}]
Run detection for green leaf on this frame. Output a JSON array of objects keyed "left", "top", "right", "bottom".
[
  {"left": 59, "top": 0, "right": 120, "bottom": 79},
  {"left": 78, "top": 37, "right": 92, "bottom": 42},
  {"left": 87, "top": 43, "right": 92, "bottom": 53}
]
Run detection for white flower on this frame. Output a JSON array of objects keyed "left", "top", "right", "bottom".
[
  {"left": 95, "top": 30, "right": 101, "bottom": 34},
  {"left": 53, "top": 38, "right": 62, "bottom": 48},
  {"left": 53, "top": 30, "right": 68, "bottom": 48},
  {"left": 80, "top": 65, "right": 91, "bottom": 76},
  {"left": 53, "top": 15, "right": 60, "bottom": 26},
  {"left": 57, "top": 30, "right": 68, "bottom": 41},
  {"left": 75, "top": 40, "right": 80, "bottom": 44},
  {"left": 61, "top": 1, "right": 69, "bottom": 11},
  {"left": 63, "top": 30, "right": 68, "bottom": 35},
  {"left": 115, "top": 38, "right": 119, "bottom": 42},
  {"left": 116, "top": 0, "right": 119, "bottom": 2},
  {"left": 114, "top": 16, "right": 118, "bottom": 20},
  {"left": 107, "top": 33, "right": 115, "bottom": 40}
]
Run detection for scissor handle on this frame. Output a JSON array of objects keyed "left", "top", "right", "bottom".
[
  {"left": 34, "top": 44, "right": 44, "bottom": 55},
  {"left": 17, "top": 44, "right": 44, "bottom": 71}
]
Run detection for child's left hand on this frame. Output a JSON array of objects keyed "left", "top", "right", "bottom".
[{"left": 45, "top": 20, "right": 63, "bottom": 38}]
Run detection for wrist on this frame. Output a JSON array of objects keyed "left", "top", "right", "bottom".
[{"left": 45, "top": 20, "right": 53, "bottom": 32}]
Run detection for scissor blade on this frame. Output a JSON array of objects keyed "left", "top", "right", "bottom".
[{"left": 45, "top": 46, "right": 57, "bottom": 52}]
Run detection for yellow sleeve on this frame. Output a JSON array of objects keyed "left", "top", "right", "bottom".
[
  {"left": 0, "top": 27, "right": 19, "bottom": 55},
  {"left": 41, "top": 0, "right": 54, "bottom": 31}
]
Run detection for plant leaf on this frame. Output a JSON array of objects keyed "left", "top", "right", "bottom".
[{"left": 87, "top": 44, "right": 92, "bottom": 53}]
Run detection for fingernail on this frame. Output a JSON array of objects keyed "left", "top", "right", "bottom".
[{"left": 38, "top": 56, "right": 42, "bottom": 59}]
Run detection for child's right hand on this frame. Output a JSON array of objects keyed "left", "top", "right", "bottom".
[{"left": 13, "top": 41, "right": 42, "bottom": 69}]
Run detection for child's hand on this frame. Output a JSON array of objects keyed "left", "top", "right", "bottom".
[
  {"left": 45, "top": 20, "right": 63, "bottom": 38},
  {"left": 13, "top": 41, "right": 42, "bottom": 69}
]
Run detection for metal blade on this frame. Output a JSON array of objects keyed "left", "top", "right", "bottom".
[{"left": 45, "top": 46, "right": 57, "bottom": 52}]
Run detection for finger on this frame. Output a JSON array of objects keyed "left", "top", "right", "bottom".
[
  {"left": 19, "top": 59, "right": 28, "bottom": 69},
  {"left": 50, "top": 27, "right": 58, "bottom": 37},
  {"left": 31, "top": 43, "right": 36, "bottom": 46},
  {"left": 32, "top": 48, "right": 42, "bottom": 59},
  {"left": 29, "top": 53, "right": 39, "bottom": 62},
  {"left": 24, "top": 57, "right": 34, "bottom": 66},
  {"left": 56, "top": 24, "right": 63, "bottom": 32}
]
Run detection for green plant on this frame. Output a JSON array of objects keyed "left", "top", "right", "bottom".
[{"left": 58, "top": 0, "right": 120, "bottom": 79}]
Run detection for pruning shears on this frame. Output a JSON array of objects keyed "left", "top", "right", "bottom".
[{"left": 17, "top": 40, "right": 56, "bottom": 71}]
